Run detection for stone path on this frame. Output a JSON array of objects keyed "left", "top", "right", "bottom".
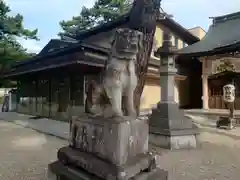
[
  {"left": 1, "top": 112, "right": 240, "bottom": 180},
  {"left": 0, "top": 112, "right": 69, "bottom": 140},
  {"left": 0, "top": 121, "right": 67, "bottom": 180}
]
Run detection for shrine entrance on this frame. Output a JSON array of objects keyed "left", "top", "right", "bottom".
[
  {"left": 208, "top": 71, "right": 240, "bottom": 109},
  {"left": 176, "top": 56, "right": 203, "bottom": 109}
]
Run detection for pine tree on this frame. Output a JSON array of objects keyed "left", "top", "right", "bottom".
[
  {"left": 0, "top": 1, "right": 39, "bottom": 85},
  {"left": 58, "top": 0, "right": 133, "bottom": 38}
]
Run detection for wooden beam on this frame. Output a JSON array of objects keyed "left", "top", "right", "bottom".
[{"left": 146, "top": 72, "right": 186, "bottom": 81}]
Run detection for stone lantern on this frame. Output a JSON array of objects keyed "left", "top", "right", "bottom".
[
  {"left": 149, "top": 32, "right": 199, "bottom": 150},
  {"left": 217, "top": 84, "right": 236, "bottom": 129}
]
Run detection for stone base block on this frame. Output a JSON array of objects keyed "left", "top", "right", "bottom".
[
  {"left": 48, "top": 161, "right": 168, "bottom": 180},
  {"left": 149, "top": 133, "right": 198, "bottom": 150},
  {"left": 57, "top": 146, "right": 156, "bottom": 180},
  {"left": 149, "top": 102, "right": 198, "bottom": 131},
  {"left": 216, "top": 117, "right": 236, "bottom": 129},
  {"left": 149, "top": 102, "right": 199, "bottom": 150},
  {"left": 69, "top": 115, "right": 148, "bottom": 166}
]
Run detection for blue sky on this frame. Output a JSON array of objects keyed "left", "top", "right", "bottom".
[{"left": 5, "top": 0, "right": 240, "bottom": 53}]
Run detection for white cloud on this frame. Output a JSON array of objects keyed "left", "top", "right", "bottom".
[{"left": 18, "top": 39, "right": 43, "bottom": 53}]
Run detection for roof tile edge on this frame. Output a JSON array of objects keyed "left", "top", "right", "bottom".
[{"left": 212, "top": 11, "right": 240, "bottom": 23}]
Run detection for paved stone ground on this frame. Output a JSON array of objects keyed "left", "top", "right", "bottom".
[
  {"left": 153, "top": 117, "right": 240, "bottom": 180},
  {"left": 0, "top": 121, "right": 67, "bottom": 180},
  {"left": 1, "top": 117, "right": 240, "bottom": 180}
]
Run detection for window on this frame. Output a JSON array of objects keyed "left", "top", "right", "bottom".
[
  {"left": 174, "top": 36, "right": 179, "bottom": 48},
  {"left": 170, "top": 35, "right": 174, "bottom": 46}
]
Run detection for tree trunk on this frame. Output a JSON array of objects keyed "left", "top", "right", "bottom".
[
  {"left": 134, "top": 32, "right": 155, "bottom": 115},
  {"left": 128, "top": 0, "right": 160, "bottom": 115}
]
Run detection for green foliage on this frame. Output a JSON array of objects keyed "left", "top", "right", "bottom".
[
  {"left": 0, "top": 1, "right": 39, "bottom": 81},
  {"left": 59, "top": 0, "right": 133, "bottom": 38},
  {"left": 0, "top": 1, "right": 38, "bottom": 40}
]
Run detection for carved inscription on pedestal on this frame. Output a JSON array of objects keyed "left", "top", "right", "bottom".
[
  {"left": 70, "top": 117, "right": 149, "bottom": 166},
  {"left": 72, "top": 122, "right": 105, "bottom": 156},
  {"left": 75, "top": 125, "right": 88, "bottom": 151}
]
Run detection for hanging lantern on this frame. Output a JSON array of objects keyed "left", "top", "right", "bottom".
[{"left": 223, "top": 84, "right": 235, "bottom": 103}]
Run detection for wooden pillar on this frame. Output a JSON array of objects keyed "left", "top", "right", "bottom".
[
  {"left": 201, "top": 59, "right": 209, "bottom": 109},
  {"left": 48, "top": 78, "right": 51, "bottom": 117},
  {"left": 69, "top": 75, "right": 73, "bottom": 107},
  {"left": 202, "top": 74, "right": 209, "bottom": 109},
  {"left": 16, "top": 80, "right": 20, "bottom": 112},
  {"left": 83, "top": 76, "right": 86, "bottom": 107},
  {"left": 68, "top": 75, "right": 73, "bottom": 120},
  {"left": 35, "top": 79, "right": 38, "bottom": 113}
]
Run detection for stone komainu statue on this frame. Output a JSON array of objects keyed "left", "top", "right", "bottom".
[{"left": 85, "top": 28, "right": 143, "bottom": 118}]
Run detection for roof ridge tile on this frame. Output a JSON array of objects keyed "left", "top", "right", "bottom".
[{"left": 213, "top": 11, "right": 240, "bottom": 24}]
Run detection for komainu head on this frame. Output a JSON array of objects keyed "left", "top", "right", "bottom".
[{"left": 112, "top": 28, "right": 143, "bottom": 57}]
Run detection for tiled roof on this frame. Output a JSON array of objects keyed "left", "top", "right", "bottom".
[
  {"left": 178, "top": 11, "right": 240, "bottom": 56},
  {"left": 71, "top": 12, "right": 199, "bottom": 44}
]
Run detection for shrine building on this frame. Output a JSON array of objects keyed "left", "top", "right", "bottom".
[
  {"left": 3, "top": 11, "right": 205, "bottom": 120},
  {"left": 179, "top": 11, "right": 240, "bottom": 110}
]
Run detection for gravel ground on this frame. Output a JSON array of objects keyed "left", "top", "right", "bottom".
[
  {"left": 1, "top": 120, "right": 240, "bottom": 180},
  {"left": 0, "top": 121, "right": 67, "bottom": 180},
  {"left": 154, "top": 123, "right": 240, "bottom": 180}
]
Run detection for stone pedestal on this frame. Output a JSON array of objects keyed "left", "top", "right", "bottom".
[
  {"left": 48, "top": 161, "right": 168, "bottom": 180},
  {"left": 216, "top": 117, "right": 236, "bottom": 130},
  {"left": 48, "top": 115, "right": 168, "bottom": 180},
  {"left": 48, "top": 25, "right": 168, "bottom": 180},
  {"left": 149, "top": 103, "right": 199, "bottom": 149},
  {"left": 69, "top": 116, "right": 149, "bottom": 166},
  {"left": 149, "top": 32, "right": 199, "bottom": 150}
]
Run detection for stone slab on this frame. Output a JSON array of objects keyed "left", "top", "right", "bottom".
[
  {"left": 57, "top": 146, "right": 154, "bottom": 180},
  {"left": 149, "top": 133, "right": 198, "bottom": 150},
  {"left": 69, "top": 115, "right": 148, "bottom": 166},
  {"left": 48, "top": 160, "right": 100, "bottom": 180},
  {"left": 48, "top": 161, "right": 168, "bottom": 180}
]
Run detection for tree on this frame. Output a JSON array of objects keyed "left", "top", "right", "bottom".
[
  {"left": 58, "top": 0, "right": 133, "bottom": 38},
  {"left": 0, "top": 1, "right": 38, "bottom": 80},
  {"left": 128, "top": 0, "right": 160, "bottom": 114}
]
